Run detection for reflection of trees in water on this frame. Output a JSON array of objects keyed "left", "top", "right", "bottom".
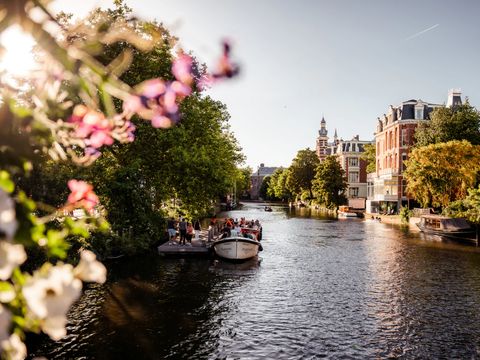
[{"left": 28, "top": 255, "right": 257, "bottom": 359}]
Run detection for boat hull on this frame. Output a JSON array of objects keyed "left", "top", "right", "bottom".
[
  {"left": 213, "top": 237, "right": 262, "bottom": 260},
  {"left": 338, "top": 212, "right": 357, "bottom": 218},
  {"left": 416, "top": 224, "right": 476, "bottom": 238}
]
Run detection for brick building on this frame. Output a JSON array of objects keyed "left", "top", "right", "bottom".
[
  {"left": 250, "top": 163, "right": 279, "bottom": 200},
  {"left": 366, "top": 90, "right": 462, "bottom": 213}
]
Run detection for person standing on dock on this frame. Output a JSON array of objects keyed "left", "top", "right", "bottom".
[
  {"left": 167, "top": 217, "right": 177, "bottom": 244},
  {"left": 179, "top": 218, "right": 187, "bottom": 245},
  {"left": 194, "top": 219, "right": 201, "bottom": 241},
  {"left": 186, "top": 222, "right": 194, "bottom": 245}
]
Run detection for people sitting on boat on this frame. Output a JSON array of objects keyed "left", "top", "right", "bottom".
[
  {"left": 221, "top": 223, "right": 231, "bottom": 238},
  {"left": 231, "top": 224, "right": 240, "bottom": 237},
  {"left": 254, "top": 219, "right": 260, "bottom": 227},
  {"left": 243, "top": 232, "right": 254, "bottom": 240}
]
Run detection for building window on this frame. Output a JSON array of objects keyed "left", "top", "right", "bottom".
[
  {"left": 348, "top": 171, "right": 359, "bottom": 183},
  {"left": 401, "top": 129, "right": 408, "bottom": 146},
  {"left": 415, "top": 106, "right": 424, "bottom": 120},
  {"left": 401, "top": 153, "right": 408, "bottom": 172},
  {"left": 402, "top": 179, "right": 407, "bottom": 196},
  {"left": 348, "top": 157, "right": 359, "bottom": 167},
  {"left": 349, "top": 187, "right": 359, "bottom": 197}
]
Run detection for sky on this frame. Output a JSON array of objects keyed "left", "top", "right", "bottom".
[{"left": 51, "top": 0, "right": 480, "bottom": 169}]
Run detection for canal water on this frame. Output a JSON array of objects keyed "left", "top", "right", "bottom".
[{"left": 28, "top": 203, "right": 480, "bottom": 359}]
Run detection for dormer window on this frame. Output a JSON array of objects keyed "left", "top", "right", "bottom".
[{"left": 415, "top": 104, "right": 424, "bottom": 119}]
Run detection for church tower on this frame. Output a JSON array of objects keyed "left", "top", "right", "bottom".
[{"left": 316, "top": 116, "right": 329, "bottom": 162}]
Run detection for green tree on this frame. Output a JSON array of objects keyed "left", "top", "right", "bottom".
[
  {"left": 444, "top": 186, "right": 480, "bottom": 224},
  {"left": 259, "top": 176, "right": 271, "bottom": 200},
  {"left": 312, "top": 156, "right": 347, "bottom": 209},
  {"left": 361, "top": 143, "right": 376, "bottom": 174},
  {"left": 415, "top": 103, "right": 480, "bottom": 147},
  {"left": 25, "top": 2, "right": 244, "bottom": 255},
  {"left": 404, "top": 140, "right": 480, "bottom": 208},
  {"left": 286, "top": 148, "right": 319, "bottom": 199},
  {"left": 235, "top": 166, "right": 253, "bottom": 199}
]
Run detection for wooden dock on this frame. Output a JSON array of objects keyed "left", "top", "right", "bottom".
[{"left": 157, "top": 229, "right": 219, "bottom": 257}]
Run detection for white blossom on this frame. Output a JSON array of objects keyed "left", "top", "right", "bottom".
[
  {"left": 0, "top": 190, "right": 17, "bottom": 240},
  {"left": 74, "top": 250, "right": 107, "bottom": 283},
  {"left": 0, "top": 304, "right": 11, "bottom": 342},
  {"left": 0, "top": 287, "right": 15, "bottom": 303},
  {"left": 1, "top": 334, "right": 27, "bottom": 360},
  {"left": 0, "top": 242, "right": 27, "bottom": 281},
  {"left": 22, "top": 263, "right": 82, "bottom": 340}
]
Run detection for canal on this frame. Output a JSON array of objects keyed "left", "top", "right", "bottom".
[{"left": 28, "top": 203, "right": 480, "bottom": 359}]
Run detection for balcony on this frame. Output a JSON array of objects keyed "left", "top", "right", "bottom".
[
  {"left": 374, "top": 194, "right": 399, "bottom": 202},
  {"left": 377, "top": 168, "right": 399, "bottom": 177}
]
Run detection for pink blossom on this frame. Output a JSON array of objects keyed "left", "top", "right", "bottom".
[
  {"left": 140, "top": 79, "right": 166, "bottom": 98},
  {"left": 68, "top": 105, "right": 114, "bottom": 150},
  {"left": 170, "top": 80, "right": 192, "bottom": 97},
  {"left": 124, "top": 77, "right": 189, "bottom": 127},
  {"left": 151, "top": 115, "right": 173, "bottom": 128},
  {"left": 172, "top": 54, "right": 193, "bottom": 85},
  {"left": 86, "top": 130, "right": 114, "bottom": 148},
  {"left": 212, "top": 41, "right": 240, "bottom": 80},
  {"left": 122, "top": 95, "right": 143, "bottom": 114},
  {"left": 125, "top": 121, "right": 136, "bottom": 142},
  {"left": 67, "top": 180, "right": 99, "bottom": 212}
]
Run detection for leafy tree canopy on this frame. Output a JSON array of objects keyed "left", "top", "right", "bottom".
[
  {"left": 286, "top": 148, "right": 319, "bottom": 199},
  {"left": 444, "top": 186, "right": 480, "bottom": 224},
  {"left": 404, "top": 140, "right": 480, "bottom": 208},
  {"left": 415, "top": 103, "right": 480, "bottom": 147},
  {"left": 312, "top": 156, "right": 347, "bottom": 209},
  {"left": 361, "top": 143, "right": 376, "bottom": 174}
]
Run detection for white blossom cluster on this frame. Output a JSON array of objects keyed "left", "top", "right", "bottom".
[{"left": 0, "top": 189, "right": 106, "bottom": 358}]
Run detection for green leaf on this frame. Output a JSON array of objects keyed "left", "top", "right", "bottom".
[{"left": 0, "top": 171, "right": 14, "bottom": 193}]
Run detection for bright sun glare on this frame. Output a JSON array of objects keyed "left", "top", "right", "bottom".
[{"left": 0, "top": 25, "right": 37, "bottom": 77}]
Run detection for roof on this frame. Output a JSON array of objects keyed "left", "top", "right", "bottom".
[{"left": 254, "top": 166, "right": 278, "bottom": 177}]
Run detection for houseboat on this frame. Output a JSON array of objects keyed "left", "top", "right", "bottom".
[{"left": 416, "top": 215, "right": 476, "bottom": 239}]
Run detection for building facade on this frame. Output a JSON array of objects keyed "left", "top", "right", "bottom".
[
  {"left": 366, "top": 90, "right": 462, "bottom": 214},
  {"left": 250, "top": 163, "right": 279, "bottom": 200},
  {"left": 334, "top": 136, "right": 371, "bottom": 200},
  {"left": 315, "top": 118, "right": 373, "bottom": 207}
]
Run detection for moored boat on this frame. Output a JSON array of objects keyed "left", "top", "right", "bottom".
[
  {"left": 338, "top": 205, "right": 358, "bottom": 218},
  {"left": 264, "top": 206, "right": 272, "bottom": 212},
  {"left": 213, "top": 226, "right": 263, "bottom": 261},
  {"left": 416, "top": 215, "right": 475, "bottom": 238}
]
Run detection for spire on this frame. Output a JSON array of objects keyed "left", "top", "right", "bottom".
[
  {"left": 334, "top": 128, "right": 338, "bottom": 139},
  {"left": 318, "top": 116, "right": 328, "bottom": 137}
]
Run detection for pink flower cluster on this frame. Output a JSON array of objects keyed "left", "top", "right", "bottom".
[
  {"left": 123, "top": 42, "right": 239, "bottom": 127},
  {"left": 123, "top": 54, "right": 193, "bottom": 128},
  {"left": 69, "top": 105, "right": 114, "bottom": 149},
  {"left": 67, "top": 180, "right": 99, "bottom": 212},
  {"left": 68, "top": 105, "right": 136, "bottom": 158}
]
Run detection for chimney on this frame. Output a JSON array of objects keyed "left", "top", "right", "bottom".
[{"left": 447, "top": 89, "right": 462, "bottom": 108}]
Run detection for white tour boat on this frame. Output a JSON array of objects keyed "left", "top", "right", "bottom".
[{"left": 213, "top": 227, "right": 263, "bottom": 261}]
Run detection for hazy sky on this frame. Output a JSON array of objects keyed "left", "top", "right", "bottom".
[{"left": 53, "top": 0, "right": 480, "bottom": 168}]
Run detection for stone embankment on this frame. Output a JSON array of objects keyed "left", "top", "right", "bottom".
[{"left": 365, "top": 214, "right": 421, "bottom": 232}]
